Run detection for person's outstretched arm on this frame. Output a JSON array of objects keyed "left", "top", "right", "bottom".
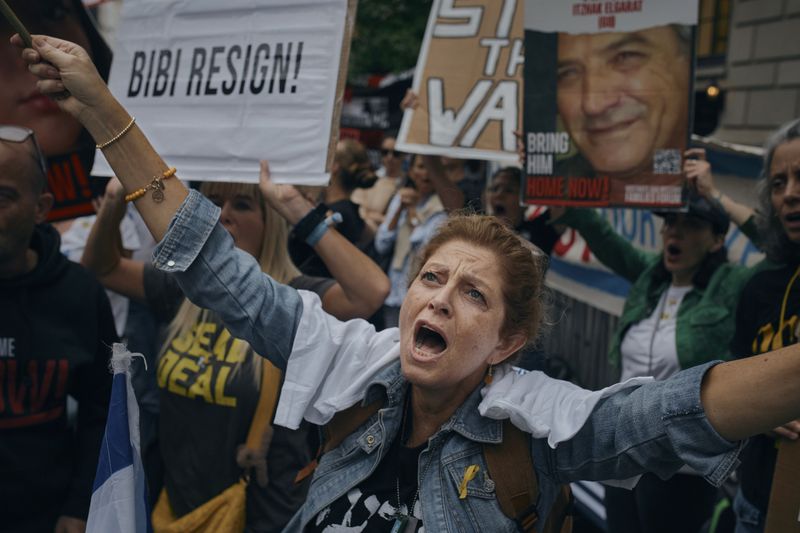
[
  {"left": 16, "top": 35, "right": 188, "bottom": 240},
  {"left": 81, "top": 178, "right": 146, "bottom": 302},
  {"left": 701, "top": 343, "right": 800, "bottom": 441},
  {"left": 259, "top": 163, "right": 389, "bottom": 320}
]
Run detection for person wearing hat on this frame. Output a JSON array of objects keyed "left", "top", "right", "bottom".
[{"left": 549, "top": 148, "right": 765, "bottom": 533}]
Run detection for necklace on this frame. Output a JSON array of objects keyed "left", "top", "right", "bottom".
[{"left": 391, "top": 390, "right": 432, "bottom": 533}]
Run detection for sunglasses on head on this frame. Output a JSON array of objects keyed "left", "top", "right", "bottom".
[
  {"left": 0, "top": 125, "right": 48, "bottom": 175},
  {"left": 381, "top": 148, "right": 405, "bottom": 158}
]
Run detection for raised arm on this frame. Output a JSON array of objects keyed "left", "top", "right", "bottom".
[
  {"left": 18, "top": 34, "right": 305, "bottom": 369},
  {"left": 551, "top": 208, "right": 654, "bottom": 283},
  {"left": 81, "top": 178, "right": 146, "bottom": 302},
  {"left": 17, "top": 35, "right": 188, "bottom": 240},
  {"left": 684, "top": 148, "right": 756, "bottom": 230},
  {"left": 258, "top": 163, "right": 389, "bottom": 320}
]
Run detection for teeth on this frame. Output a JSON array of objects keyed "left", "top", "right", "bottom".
[{"left": 416, "top": 338, "right": 422, "bottom": 348}]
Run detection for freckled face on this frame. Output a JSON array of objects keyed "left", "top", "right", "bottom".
[{"left": 398, "top": 240, "right": 521, "bottom": 397}]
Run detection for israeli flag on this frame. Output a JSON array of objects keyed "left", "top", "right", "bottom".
[{"left": 86, "top": 344, "right": 151, "bottom": 533}]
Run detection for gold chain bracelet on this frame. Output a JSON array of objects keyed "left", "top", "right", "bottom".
[
  {"left": 96, "top": 117, "right": 136, "bottom": 150},
  {"left": 124, "top": 167, "right": 177, "bottom": 203}
]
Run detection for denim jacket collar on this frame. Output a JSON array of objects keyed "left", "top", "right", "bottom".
[{"left": 359, "top": 360, "right": 503, "bottom": 445}]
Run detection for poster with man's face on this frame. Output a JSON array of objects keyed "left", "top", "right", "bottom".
[{"left": 523, "top": 0, "right": 698, "bottom": 208}]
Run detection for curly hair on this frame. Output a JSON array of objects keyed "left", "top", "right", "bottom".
[
  {"left": 408, "top": 214, "right": 550, "bottom": 345},
  {"left": 756, "top": 118, "right": 800, "bottom": 263}
]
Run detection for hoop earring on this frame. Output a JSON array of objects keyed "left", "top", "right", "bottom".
[{"left": 484, "top": 364, "right": 494, "bottom": 385}]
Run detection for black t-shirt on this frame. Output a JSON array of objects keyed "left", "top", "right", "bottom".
[
  {"left": 290, "top": 199, "right": 367, "bottom": 278},
  {"left": 731, "top": 261, "right": 800, "bottom": 512},
  {"left": 307, "top": 433, "right": 425, "bottom": 532},
  {"left": 143, "top": 265, "right": 334, "bottom": 531}
]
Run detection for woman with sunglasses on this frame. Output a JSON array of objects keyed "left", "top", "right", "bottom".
[{"left": 550, "top": 150, "right": 764, "bottom": 533}]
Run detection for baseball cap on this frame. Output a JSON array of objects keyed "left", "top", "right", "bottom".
[{"left": 654, "top": 191, "right": 730, "bottom": 235}]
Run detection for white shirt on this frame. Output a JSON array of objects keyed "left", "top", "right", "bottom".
[{"left": 619, "top": 284, "right": 693, "bottom": 382}]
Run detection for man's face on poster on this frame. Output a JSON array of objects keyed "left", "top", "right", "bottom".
[{"left": 556, "top": 25, "right": 690, "bottom": 179}]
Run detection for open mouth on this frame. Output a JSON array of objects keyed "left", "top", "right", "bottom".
[
  {"left": 664, "top": 243, "right": 682, "bottom": 262},
  {"left": 785, "top": 212, "right": 800, "bottom": 223},
  {"left": 493, "top": 204, "right": 506, "bottom": 216},
  {"left": 414, "top": 324, "right": 447, "bottom": 356}
]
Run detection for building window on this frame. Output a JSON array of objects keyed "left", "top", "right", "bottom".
[{"left": 697, "top": 0, "right": 730, "bottom": 59}]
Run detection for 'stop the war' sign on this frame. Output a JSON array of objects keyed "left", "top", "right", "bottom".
[
  {"left": 397, "top": 0, "right": 523, "bottom": 163},
  {"left": 93, "top": 0, "right": 356, "bottom": 185}
]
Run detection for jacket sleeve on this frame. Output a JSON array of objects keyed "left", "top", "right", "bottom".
[
  {"left": 61, "top": 285, "right": 116, "bottom": 519},
  {"left": 536, "top": 362, "right": 741, "bottom": 488},
  {"left": 554, "top": 208, "right": 655, "bottom": 283},
  {"left": 153, "top": 190, "right": 304, "bottom": 372}
]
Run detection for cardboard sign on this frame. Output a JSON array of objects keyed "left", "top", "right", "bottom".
[
  {"left": 765, "top": 439, "right": 800, "bottom": 533},
  {"left": 396, "top": 0, "right": 522, "bottom": 163},
  {"left": 523, "top": 0, "right": 698, "bottom": 207},
  {"left": 93, "top": 0, "right": 356, "bottom": 185}
]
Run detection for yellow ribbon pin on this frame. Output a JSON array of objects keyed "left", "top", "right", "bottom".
[{"left": 458, "top": 465, "right": 481, "bottom": 499}]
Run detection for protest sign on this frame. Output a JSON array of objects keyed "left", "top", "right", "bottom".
[
  {"left": 396, "top": 0, "right": 523, "bottom": 163},
  {"left": 93, "top": 0, "right": 356, "bottom": 185},
  {"left": 45, "top": 151, "right": 109, "bottom": 221},
  {"left": 523, "top": 0, "right": 698, "bottom": 207}
]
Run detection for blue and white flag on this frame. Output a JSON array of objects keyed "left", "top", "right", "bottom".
[{"left": 87, "top": 344, "right": 151, "bottom": 533}]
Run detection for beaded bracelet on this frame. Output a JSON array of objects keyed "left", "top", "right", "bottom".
[
  {"left": 124, "top": 167, "right": 177, "bottom": 203},
  {"left": 96, "top": 117, "right": 136, "bottom": 150}
]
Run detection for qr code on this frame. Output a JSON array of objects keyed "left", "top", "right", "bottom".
[{"left": 653, "top": 149, "right": 682, "bottom": 174}]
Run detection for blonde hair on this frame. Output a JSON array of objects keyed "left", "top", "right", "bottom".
[{"left": 161, "top": 182, "right": 300, "bottom": 356}]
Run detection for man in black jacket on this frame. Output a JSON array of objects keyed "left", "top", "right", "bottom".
[{"left": 0, "top": 129, "right": 115, "bottom": 532}]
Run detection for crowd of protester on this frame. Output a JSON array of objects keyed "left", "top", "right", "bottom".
[{"left": 2, "top": 2, "right": 800, "bottom": 533}]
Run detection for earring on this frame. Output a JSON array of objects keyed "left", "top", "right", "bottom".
[{"left": 484, "top": 364, "right": 494, "bottom": 385}]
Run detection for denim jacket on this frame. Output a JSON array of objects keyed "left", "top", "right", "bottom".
[{"left": 153, "top": 191, "right": 742, "bottom": 531}]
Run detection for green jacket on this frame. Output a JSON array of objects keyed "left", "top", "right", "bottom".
[{"left": 557, "top": 208, "right": 767, "bottom": 369}]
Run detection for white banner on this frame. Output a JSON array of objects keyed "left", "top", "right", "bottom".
[
  {"left": 538, "top": 207, "right": 764, "bottom": 316},
  {"left": 525, "top": 0, "right": 698, "bottom": 34},
  {"left": 93, "top": 0, "right": 354, "bottom": 185}
]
